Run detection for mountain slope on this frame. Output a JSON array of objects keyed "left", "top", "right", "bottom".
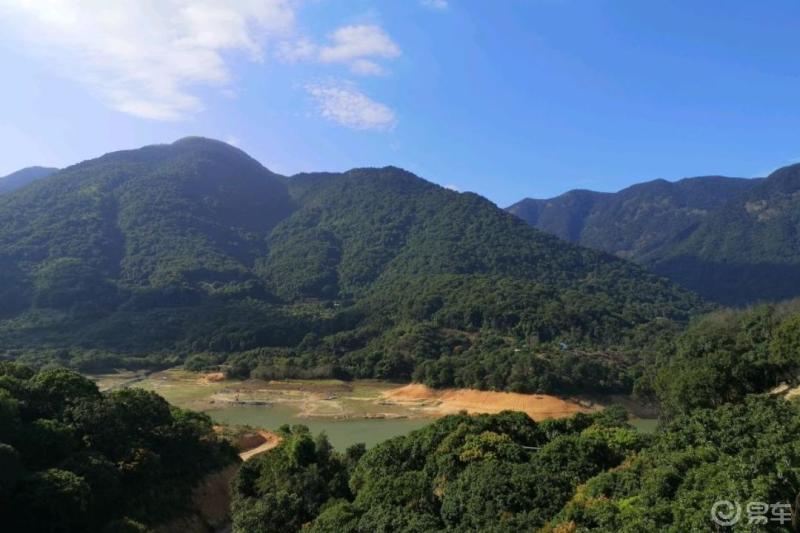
[
  {"left": 0, "top": 166, "right": 59, "bottom": 195},
  {"left": 259, "top": 166, "right": 704, "bottom": 390},
  {"left": 650, "top": 164, "right": 800, "bottom": 304},
  {"left": 269, "top": 168, "right": 699, "bottom": 328},
  {"left": 0, "top": 137, "right": 293, "bottom": 307},
  {"left": 508, "top": 170, "right": 800, "bottom": 305},
  {"left": 0, "top": 138, "right": 704, "bottom": 392}
]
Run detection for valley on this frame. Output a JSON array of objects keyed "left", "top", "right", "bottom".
[
  {"left": 90, "top": 369, "right": 619, "bottom": 449},
  {"left": 3, "top": 3, "right": 799, "bottom": 530},
  {"left": 0, "top": 138, "right": 796, "bottom": 532}
]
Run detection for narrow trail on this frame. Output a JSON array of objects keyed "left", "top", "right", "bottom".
[{"left": 238, "top": 430, "right": 281, "bottom": 461}]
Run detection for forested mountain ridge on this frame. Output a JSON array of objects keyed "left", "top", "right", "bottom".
[
  {"left": 0, "top": 137, "right": 294, "bottom": 314},
  {"left": 508, "top": 175, "right": 757, "bottom": 256},
  {"left": 268, "top": 166, "right": 677, "bottom": 299},
  {"left": 0, "top": 138, "right": 704, "bottom": 391},
  {"left": 508, "top": 167, "right": 800, "bottom": 305},
  {"left": 0, "top": 166, "right": 59, "bottom": 195},
  {"left": 652, "top": 164, "right": 800, "bottom": 305}
]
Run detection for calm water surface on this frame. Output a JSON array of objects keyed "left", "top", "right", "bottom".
[{"left": 206, "top": 403, "right": 432, "bottom": 449}]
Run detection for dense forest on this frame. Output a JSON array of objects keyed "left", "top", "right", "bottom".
[
  {"left": 3, "top": 138, "right": 800, "bottom": 531},
  {"left": 231, "top": 409, "right": 644, "bottom": 533},
  {"left": 549, "top": 396, "right": 800, "bottom": 532},
  {"left": 508, "top": 164, "right": 800, "bottom": 305},
  {"left": 226, "top": 299, "right": 800, "bottom": 532},
  {"left": 4, "top": 298, "right": 800, "bottom": 531},
  {"left": 230, "top": 400, "right": 800, "bottom": 532},
  {"left": 0, "top": 362, "right": 237, "bottom": 532},
  {"left": 640, "top": 299, "right": 800, "bottom": 416},
  {"left": 0, "top": 137, "right": 705, "bottom": 394}
]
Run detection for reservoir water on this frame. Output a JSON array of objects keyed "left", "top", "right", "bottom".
[{"left": 207, "top": 403, "right": 432, "bottom": 449}]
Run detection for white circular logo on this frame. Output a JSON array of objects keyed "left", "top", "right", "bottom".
[{"left": 711, "top": 500, "right": 742, "bottom": 526}]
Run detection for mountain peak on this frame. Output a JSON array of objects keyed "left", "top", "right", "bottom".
[
  {"left": 171, "top": 136, "right": 235, "bottom": 149},
  {"left": 766, "top": 162, "right": 800, "bottom": 185}
]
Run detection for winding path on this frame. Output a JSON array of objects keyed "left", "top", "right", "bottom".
[{"left": 238, "top": 430, "right": 281, "bottom": 461}]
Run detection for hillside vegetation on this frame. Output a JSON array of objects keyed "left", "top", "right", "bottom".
[
  {"left": 0, "top": 138, "right": 705, "bottom": 394},
  {"left": 509, "top": 166, "right": 800, "bottom": 305},
  {"left": 0, "top": 362, "right": 236, "bottom": 532},
  {"left": 229, "top": 299, "right": 800, "bottom": 532},
  {"left": 233, "top": 397, "right": 800, "bottom": 532},
  {"left": 639, "top": 298, "right": 800, "bottom": 417},
  {"left": 232, "top": 409, "right": 645, "bottom": 533}
]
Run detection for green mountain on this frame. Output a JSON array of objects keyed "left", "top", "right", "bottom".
[
  {"left": 508, "top": 168, "right": 800, "bottom": 305},
  {"left": 0, "top": 138, "right": 703, "bottom": 391},
  {"left": 652, "top": 164, "right": 800, "bottom": 305},
  {"left": 0, "top": 166, "right": 59, "bottom": 195},
  {"left": 0, "top": 137, "right": 293, "bottom": 313}
]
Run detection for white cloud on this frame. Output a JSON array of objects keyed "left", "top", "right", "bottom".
[
  {"left": 421, "top": 0, "right": 449, "bottom": 10},
  {"left": 444, "top": 184, "right": 459, "bottom": 191},
  {"left": 0, "top": 0, "right": 295, "bottom": 120},
  {"left": 306, "top": 82, "right": 396, "bottom": 131},
  {"left": 319, "top": 25, "right": 400, "bottom": 63},
  {"left": 279, "top": 24, "right": 400, "bottom": 76}
]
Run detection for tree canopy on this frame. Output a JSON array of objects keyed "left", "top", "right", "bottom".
[{"left": 0, "top": 362, "right": 236, "bottom": 532}]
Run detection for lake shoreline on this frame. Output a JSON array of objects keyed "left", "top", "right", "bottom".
[{"left": 89, "top": 368, "right": 658, "bottom": 448}]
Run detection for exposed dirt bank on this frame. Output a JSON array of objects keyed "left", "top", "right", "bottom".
[
  {"left": 382, "top": 383, "right": 598, "bottom": 420},
  {"left": 238, "top": 430, "right": 282, "bottom": 461},
  {"left": 154, "top": 463, "right": 239, "bottom": 533}
]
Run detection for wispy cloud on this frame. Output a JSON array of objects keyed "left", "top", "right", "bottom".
[
  {"left": 306, "top": 82, "right": 396, "bottom": 130},
  {"left": 0, "top": 0, "right": 295, "bottom": 120},
  {"left": 421, "top": 0, "right": 449, "bottom": 10},
  {"left": 0, "top": 1, "right": 400, "bottom": 130},
  {"left": 280, "top": 24, "right": 400, "bottom": 76},
  {"left": 319, "top": 25, "right": 400, "bottom": 63}
]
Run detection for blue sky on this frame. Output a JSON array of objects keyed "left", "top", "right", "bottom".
[{"left": 1, "top": 0, "right": 799, "bottom": 206}]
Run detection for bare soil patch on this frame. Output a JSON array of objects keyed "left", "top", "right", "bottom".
[
  {"left": 201, "top": 372, "right": 225, "bottom": 383},
  {"left": 382, "top": 383, "right": 597, "bottom": 420},
  {"left": 238, "top": 430, "right": 282, "bottom": 461}
]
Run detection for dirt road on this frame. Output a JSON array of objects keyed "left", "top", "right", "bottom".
[{"left": 238, "top": 430, "right": 281, "bottom": 461}]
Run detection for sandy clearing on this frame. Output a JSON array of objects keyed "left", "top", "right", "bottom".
[
  {"left": 382, "top": 383, "right": 597, "bottom": 420},
  {"left": 201, "top": 372, "right": 226, "bottom": 383}
]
